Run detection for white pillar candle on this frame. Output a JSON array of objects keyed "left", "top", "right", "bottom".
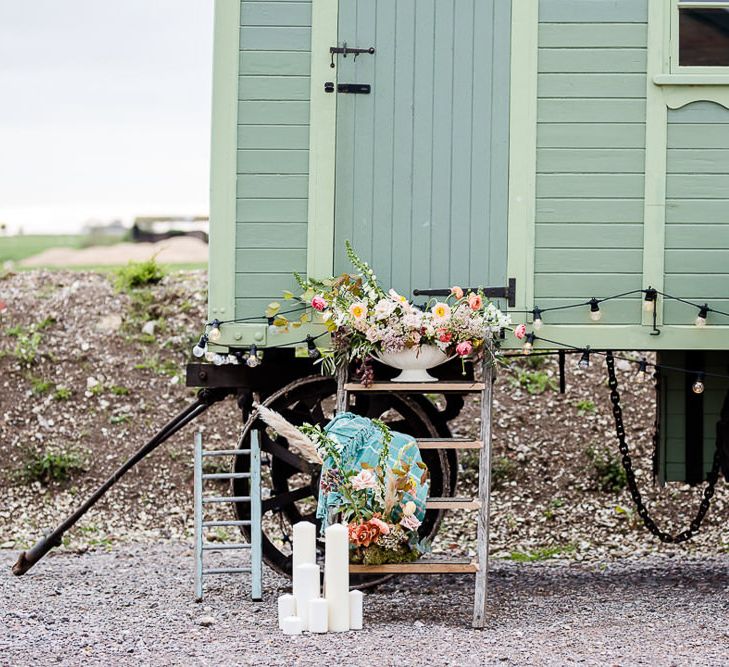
[
  {"left": 277, "top": 593, "right": 297, "bottom": 630},
  {"left": 349, "top": 590, "right": 364, "bottom": 630},
  {"left": 324, "top": 523, "right": 350, "bottom": 632},
  {"left": 293, "top": 521, "right": 317, "bottom": 568},
  {"left": 281, "top": 616, "right": 303, "bottom": 635},
  {"left": 308, "top": 598, "right": 328, "bottom": 633},
  {"left": 293, "top": 562, "right": 320, "bottom": 627}
]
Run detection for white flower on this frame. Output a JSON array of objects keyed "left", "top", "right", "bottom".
[
  {"left": 431, "top": 301, "right": 451, "bottom": 324},
  {"left": 403, "top": 500, "right": 417, "bottom": 516},
  {"left": 351, "top": 468, "right": 377, "bottom": 491},
  {"left": 374, "top": 299, "right": 397, "bottom": 320}
]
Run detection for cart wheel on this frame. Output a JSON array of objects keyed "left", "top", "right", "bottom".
[{"left": 231, "top": 375, "right": 454, "bottom": 586}]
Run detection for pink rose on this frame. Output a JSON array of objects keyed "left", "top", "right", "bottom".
[
  {"left": 456, "top": 341, "right": 473, "bottom": 357},
  {"left": 311, "top": 295, "right": 327, "bottom": 311},
  {"left": 351, "top": 468, "right": 377, "bottom": 491},
  {"left": 467, "top": 293, "right": 483, "bottom": 311},
  {"left": 450, "top": 286, "right": 464, "bottom": 300},
  {"left": 369, "top": 516, "right": 390, "bottom": 535},
  {"left": 400, "top": 514, "right": 421, "bottom": 531},
  {"left": 514, "top": 323, "right": 527, "bottom": 340}
]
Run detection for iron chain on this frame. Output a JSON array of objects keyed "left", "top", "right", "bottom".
[{"left": 605, "top": 351, "right": 721, "bottom": 543}]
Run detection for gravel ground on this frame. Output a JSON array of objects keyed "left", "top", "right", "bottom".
[{"left": 2, "top": 543, "right": 728, "bottom": 667}]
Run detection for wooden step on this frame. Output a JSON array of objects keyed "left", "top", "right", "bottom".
[
  {"left": 426, "top": 497, "right": 481, "bottom": 510},
  {"left": 417, "top": 438, "right": 483, "bottom": 450},
  {"left": 350, "top": 559, "right": 478, "bottom": 574},
  {"left": 344, "top": 381, "right": 485, "bottom": 393}
]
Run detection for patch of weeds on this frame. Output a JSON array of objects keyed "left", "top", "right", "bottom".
[
  {"left": 521, "top": 353, "right": 547, "bottom": 370},
  {"left": 587, "top": 444, "right": 627, "bottom": 493},
  {"left": 114, "top": 257, "right": 165, "bottom": 291},
  {"left": 202, "top": 457, "right": 230, "bottom": 475},
  {"left": 89, "top": 384, "right": 104, "bottom": 397},
  {"left": 30, "top": 376, "right": 53, "bottom": 395},
  {"left": 6, "top": 325, "right": 24, "bottom": 337},
  {"left": 13, "top": 330, "right": 43, "bottom": 366},
  {"left": 109, "top": 385, "right": 130, "bottom": 396},
  {"left": 492, "top": 456, "right": 517, "bottom": 489},
  {"left": 36, "top": 316, "right": 57, "bottom": 331},
  {"left": 134, "top": 355, "right": 179, "bottom": 377},
  {"left": 543, "top": 497, "right": 565, "bottom": 521},
  {"left": 505, "top": 544, "right": 576, "bottom": 562},
  {"left": 575, "top": 399, "right": 596, "bottom": 415},
  {"left": 508, "top": 368, "right": 557, "bottom": 395},
  {"left": 109, "top": 414, "right": 131, "bottom": 425},
  {"left": 18, "top": 447, "right": 86, "bottom": 485},
  {"left": 53, "top": 386, "right": 72, "bottom": 401}
]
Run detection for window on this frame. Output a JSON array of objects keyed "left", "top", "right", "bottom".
[{"left": 676, "top": 1, "right": 729, "bottom": 69}]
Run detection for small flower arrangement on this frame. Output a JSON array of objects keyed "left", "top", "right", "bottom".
[
  {"left": 301, "top": 418, "right": 431, "bottom": 566},
  {"left": 271, "top": 242, "right": 511, "bottom": 378}
]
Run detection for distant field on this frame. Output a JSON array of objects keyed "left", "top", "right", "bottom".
[{"left": 0, "top": 234, "right": 83, "bottom": 263}]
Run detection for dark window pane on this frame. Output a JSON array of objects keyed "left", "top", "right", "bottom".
[{"left": 679, "top": 8, "right": 729, "bottom": 66}]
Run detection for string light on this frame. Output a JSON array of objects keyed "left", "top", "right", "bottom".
[
  {"left": 306, "top": 335, "right": 321, "bottom": 360},
  {"left": 246, "top": 344, "right": 261, "bottom": 368},
  {"left": 692, "top": 373, "right": 705, "bottom": 394},
  {"left": 208, "top": 319, "right": 222, "bottom": 342},
  {"left": 532, "top": 308, "right": 543, "bottom": 330},
  {"left": 636, "top": 357, "right": 649, "bottom": 383},
  {"left": 643, "top": 288, "right": 657, "bottom": 313},
  {"left": 694, "top": 304, "right": 708, "bottom": 328},
  {"left": 522, "top": 332, "right": 535, "bottom": 355},
  {"left": 192, "top": 335, "right": 208, "bottom": 358},
  {"left": 589, "top": 298, "right": 602, "bottom": 322},
  {"left": 578, "top": 348, "right": 590, "bottom": 369}
]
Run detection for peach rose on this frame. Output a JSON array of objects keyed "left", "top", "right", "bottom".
[
  {"left": 369, "top": 516, "right": 390, "bottom": 535},
  {"left": 467, "top": 293, "right": 483, "bottom": 310},
  {"left": 450, "top": 286, "right": 464, "bottom": 299}
]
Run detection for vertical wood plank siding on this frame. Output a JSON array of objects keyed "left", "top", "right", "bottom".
[
  {"left": 332, "top": 0, "right": 511, "bottom": 297},
  {"left": 236, "top": 0, "right": 312, "bottom": 318},
  {"left": 664, "top": 102, "right": 729, "bottom": 325},
  {"left": 534, "top": 0, "right": 648, "bottom": 324}
]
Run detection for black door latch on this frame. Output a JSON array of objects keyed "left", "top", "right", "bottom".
[{"left": 323, "top": 83, "right": 370, "bottom": 94}]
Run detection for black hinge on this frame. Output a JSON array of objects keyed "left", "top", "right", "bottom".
[
  {"left": 413, "top": 278, "right": 516, "bottom": 308},
  {"left": 337, "top": 83, "right": 371, "bottom": 94}
]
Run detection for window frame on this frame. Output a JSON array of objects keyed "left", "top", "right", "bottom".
[{"left": 671, "top": 0, "right": 729, "bottom": 73}]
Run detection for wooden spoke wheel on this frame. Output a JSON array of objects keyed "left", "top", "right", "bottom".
[{"left": 231, "top": 375, "right": 456, "bottom": 586}]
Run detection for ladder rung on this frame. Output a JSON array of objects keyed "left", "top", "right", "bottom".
[
  {"left": 417, "top": 438, "right": 483, "bottom": 450},
  {"left": 202, "top": 520, "right": 252, "bottom": 527},
  {"left": 349, "top": 559, "right": 478, "bottom": 574},
  {"left": 202, "top": 543, "right": 251, "bottom": 551},
  {"left": 202, "top": 496, "right": 252, "bottom": 503},
  {"left": 426, "top": 497, "right": 481, "bottom": 510},
  {"left": 202, "top": 472, "right": 251, "bottom": 480},
  {"left": 202, "top": 449, "right": 251, "bottom": 457},
  {"left": 203, "top": 567, "right": 251, "bottom": 575}
]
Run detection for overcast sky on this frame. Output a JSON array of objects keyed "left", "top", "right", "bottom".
[{"left": 0, "top": 0, "right": 214, "bottom": 234}]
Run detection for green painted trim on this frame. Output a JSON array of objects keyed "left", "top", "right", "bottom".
[
  {"left": 506, "top": 0, "right": 538, "bottom": 314},
  {"left": 659, "top": 83, "right": 729, "bottom": 110},
  {"left": 305, "top": 0, "right": 338, "bottom": 280},
  {"left": 655, "top": 74, "right": 729, "bottom": 85},
  {"left": 208, "top": 322, "right": 329, "bottom": 349},
  {"left": 501, "top": 324, "right": 729, "bottom": 351},
  {"left": 641, "top": 0, "right": 669, "bottom": 329},
  {"left": 208, "top": 0, "right": 241, "bottom": 328}
]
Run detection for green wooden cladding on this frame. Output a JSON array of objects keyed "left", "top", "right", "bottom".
[
  {"left": 533, "top": 0, "right": 648, "bottom": 325},
  {"left": 235, "top": 0, "right": 312, "bottom": 319}
]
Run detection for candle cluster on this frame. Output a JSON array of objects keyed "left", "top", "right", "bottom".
[{"left": 278, "top": 521, "right": 364, "bottom": 635}]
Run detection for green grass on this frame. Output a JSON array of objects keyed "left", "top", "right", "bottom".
[
  {"left": 18, "top": 447, "right": 86, "bottom": 484},
  {"left": 114, "top": 258, "right": 166, "bottom": 291},
  {"left": 504, "top": 544, "right": 576, "bottom": 562},
  {"left": 0, "top": 235, "right": 83, "bottom": 263}
]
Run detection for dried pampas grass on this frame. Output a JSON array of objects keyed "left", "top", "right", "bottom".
[{"left": 252, "top": 402, "right": 322, "bottom": 464}]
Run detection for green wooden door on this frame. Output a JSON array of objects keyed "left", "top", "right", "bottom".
[{"left": 332, "top": 0, "right": 511, "bottom": 297}]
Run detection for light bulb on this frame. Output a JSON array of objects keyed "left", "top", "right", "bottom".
[
  {"left": 212, "top": 353, "right": 226, "bottom": 366},
  {"left": 532, "top": 308, "right": 543, "bottom": 330},
  {"left": 306, "top": 335, "right": 321, "bottom": 360},
  {"left": 636, "top": 358, "right": 649, "bottom": 383},
  {"left": 204, "top": 351, "right": 216, "bottom": 362},
  {"left": 192, "top": 335, "right": 208, "bottom": 358},
  {"left": 522, "top": 333, "right": 535, "bottom": 355},
  {"left": 694, "top": 305, "right": 708, "bottom": 327},
  {"left": 578, "top": 349, "right": 590, "bottom": 369},
  {"left": 692, "top": 374, "right": 705, "bottom": 394},
  {"left": 246, "top": 344, "right": 260, "bottom": 368},
  {"left": 208, "top": 319, "right": 222, "bottom": 342},
  {"left": 643, "top": 288, "right": 657, "bottom": 313},
  {"left": 589, "top": 298, "right": 602, "bottom": 322}
]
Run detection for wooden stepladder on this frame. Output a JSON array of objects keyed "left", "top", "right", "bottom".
[{"left": 336, "top": 349, "right": 495, "bottom": 628}]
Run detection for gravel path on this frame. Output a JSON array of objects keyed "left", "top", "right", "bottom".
[{"left": 2, "top": 543, "right": 728, "bottom": 666}]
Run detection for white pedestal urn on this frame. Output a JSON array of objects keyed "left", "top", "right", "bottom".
[{"left": 375, "top": 344, "right": 451, "bottom": 383}]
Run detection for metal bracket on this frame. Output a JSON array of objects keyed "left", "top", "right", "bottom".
[
  {"left": 414, "top": 278, "right": 517, "bottom": 308},
  {"left": 330, "top": 43, "right": 375, "bottom": 68}
]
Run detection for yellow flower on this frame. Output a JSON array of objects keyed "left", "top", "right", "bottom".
[{"left": 348, "top": 302, "right": 368, "bottom": 321}]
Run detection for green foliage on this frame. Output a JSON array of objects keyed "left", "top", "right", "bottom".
[
  {"left": 30, "top": 377, "right": 53, "bottom": 395},
  {"left": 505, "top": 544, "right": 576, "bottom": 563},
  {"left": 0, "top": 234, "right": 83, "bottom": 263},
  {"left": 114, "top": 258, "right": 165, "bottom": 291},
  {"left": 491, "top": 455, "right": 517, "bottom": 489},
  {"left": 109, "top": 414, "right": 131, "bottom": 425},
  {"left": 109, "top": 385, "right": 130, "bottom": 396},
  {"left": 543, "top": 497, "right": 565, "bottom": 521},
  {"left": 36, "top": 316, "right": 56, "bottom": 331},
  {"left": 134, "top": 355, "right": 179, "bottom": 377},
  {"left": 575, "top": 399, "right": 596, "bottom": 415},
  {"left": 19, "top": 447, "right": 86, "bottom": 484},
  {"left": 13, "top": 330, "right": 42, "bottom": 366},
  {"left": 53, "top": 386, "right": 72, "bottom": 401},
  {"left": 508, "top": 368, "right": 557, "bottom": 395},
  {"left": 587, "top": 445, "right": 627, "bottom": 493}
]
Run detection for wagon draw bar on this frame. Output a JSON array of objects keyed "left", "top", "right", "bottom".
[{"left": 12, "top": 387, "right": 233, "bottom": 577}]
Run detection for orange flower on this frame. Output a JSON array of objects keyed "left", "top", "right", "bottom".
[
  {"left": 467, "top": 293, "right": 483, "bottom": 310},
  {"left": 450, "top": 286, "right": 464, "bottom": 299},
  {"left": 348, "top": 520, "right": 382, "bottom": 547}
]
